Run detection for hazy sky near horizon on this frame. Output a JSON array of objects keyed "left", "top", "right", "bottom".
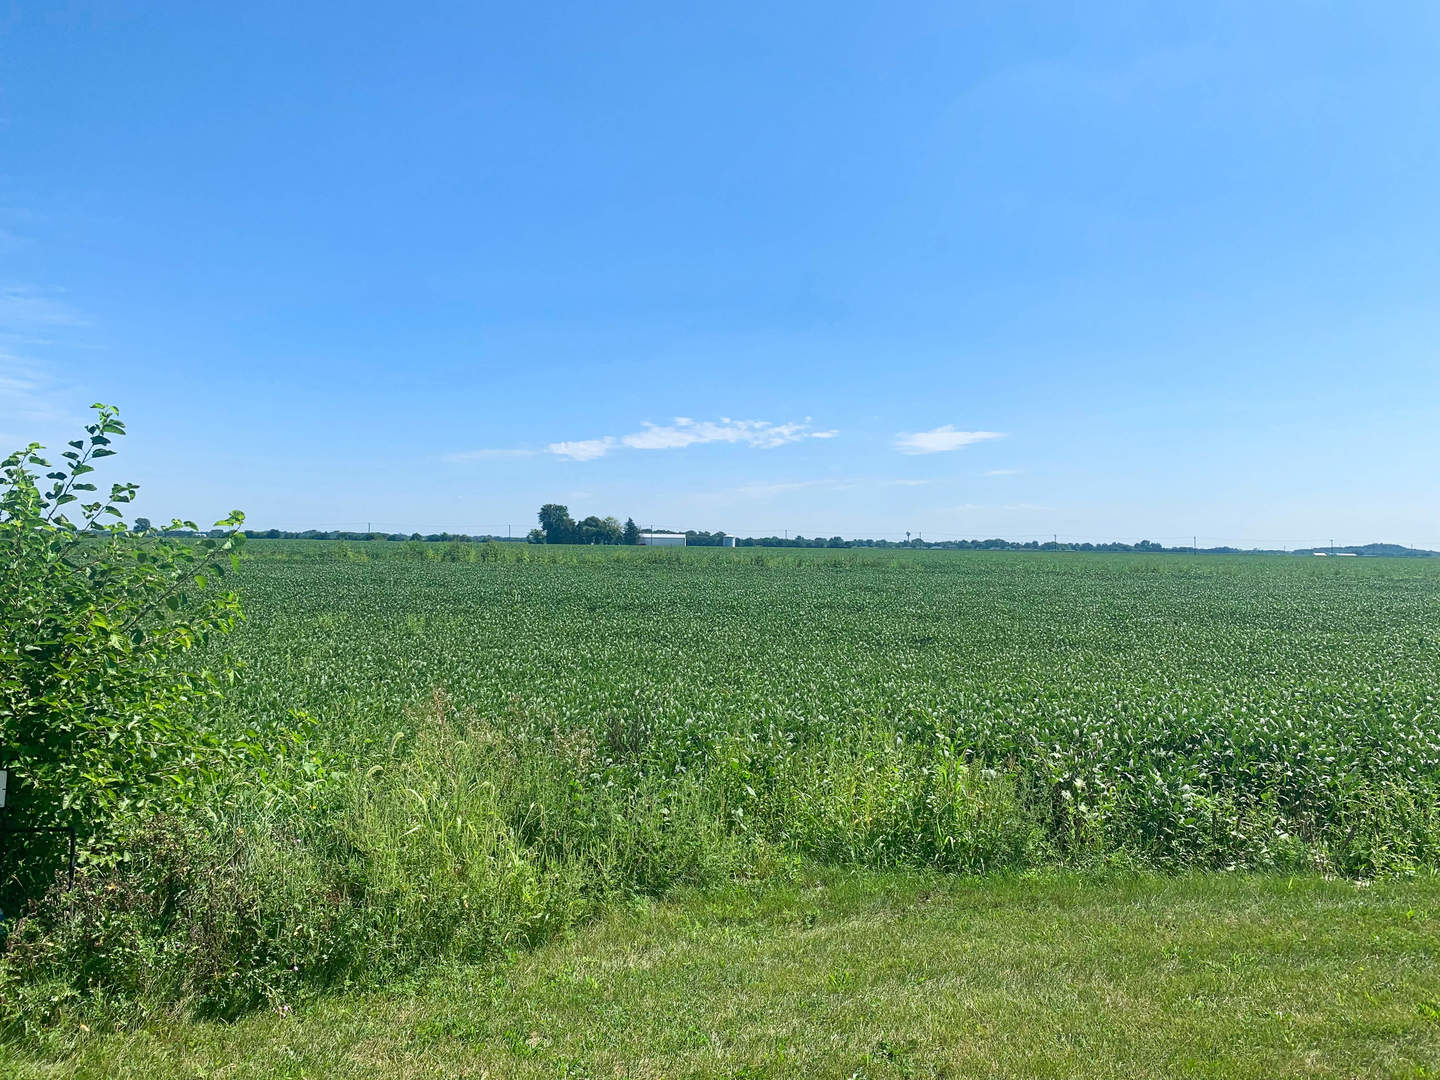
[{"left": 4, "top": 2, "right": 1439, "bottom": 546}]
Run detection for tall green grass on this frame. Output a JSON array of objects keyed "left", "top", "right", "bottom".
[{"left": 1, "top": 691, "right": 760, "bottom": 1030}]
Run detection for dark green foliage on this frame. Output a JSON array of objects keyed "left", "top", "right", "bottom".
[
  {"left": 535, "top": 504, "right": 575, "bottom": 544},
  {"left": 0, "top": 405, "right": 245, "bottom": 899},
  {"left": 576, "top": 515, "right": 623, "bottom": 545},
  {"left": 534, "top": 506, "right": 625, "bottom": 545}
]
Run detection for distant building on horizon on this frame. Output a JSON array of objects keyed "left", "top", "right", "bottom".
[{"left": 638, "top": 532, "right": 687, "bottom": 547}]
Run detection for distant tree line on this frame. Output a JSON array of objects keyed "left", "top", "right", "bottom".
[
  {"left": 523, "top": 507, "right": 1254, "bottom": 552},
  {"left": 735, "top": 536, "right": 1179, "bottom": 551},
  {"left": 1288, "top": 543, "right": 1438, "bottom": 558},
  {"left": 205, "top": 506, "right": 1440, "bottom": 557},
  {"left": 152, "top": 524, "right": 520, "bottom": 543}
]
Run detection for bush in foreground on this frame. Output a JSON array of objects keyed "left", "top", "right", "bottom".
[{"left": 0, "top": 405, "right": 244, "bottom": 906}]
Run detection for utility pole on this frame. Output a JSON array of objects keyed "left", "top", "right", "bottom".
[{"left": 1193, "top": 535, "right": 1197, "bottom": 555}]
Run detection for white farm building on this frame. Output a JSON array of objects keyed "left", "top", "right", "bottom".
[{"left": 638, "top": 532, "right": 687, "bottom": 547}]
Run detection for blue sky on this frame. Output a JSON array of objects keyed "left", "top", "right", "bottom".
[{"left": 3, "top": 2, "right": 1438, "bottom": 546}]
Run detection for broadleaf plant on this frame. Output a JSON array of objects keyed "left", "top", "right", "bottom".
[{"left": 0, "top": 404, "right": 245, "bottom": 900}]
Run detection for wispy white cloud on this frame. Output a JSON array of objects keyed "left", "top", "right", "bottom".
[
  {"left": 895, "top": 426, "right": 1004, "bottom": 455},
  {"left": 947, "top": 502, "right": 1053, "bottom": 512},
  {"left": 984, "top": 468, "right": 1022, "bottom": 477},
  {"left": 542, "top": 417, "right": 835, "bottom": 462},
  {"left": 619, "top": 417, "right": 833, "bottom": 453},
  {"left": 548, "top": 436, "right": 618, "bottom": 461},
  {"left": 447, "top": 417, "right": 836, "bottom": 464}
]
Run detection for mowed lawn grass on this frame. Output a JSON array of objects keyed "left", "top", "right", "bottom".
[{"left": 7, "top": 867, "right": 1439, "bottom": 1079}]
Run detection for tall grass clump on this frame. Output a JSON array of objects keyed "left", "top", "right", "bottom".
[
  {"left": 0, "top": 692, "right": 761, "bottom": 1033},
  {"left": 758, "top": 727, "right": 1043, "bottom": 871}
]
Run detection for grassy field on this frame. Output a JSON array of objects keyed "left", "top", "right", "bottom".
[
  {"left": 6, "top": 866, "right": 1439, "bottom": 1078},
  {"left": 4, "top": 544, "right": 1440, "bottom": 1072}
]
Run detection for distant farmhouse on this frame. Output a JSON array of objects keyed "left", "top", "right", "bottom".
[{"left": 638, "top": 532, "right": 687, "bottom": 547}]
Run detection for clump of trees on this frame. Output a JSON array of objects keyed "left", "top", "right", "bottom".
[
  {"left": 529, "top": 506, "right": 736, "bottom": 546},
  {"left": 528, "top": 504, "right": 627, "bottom": 545}
]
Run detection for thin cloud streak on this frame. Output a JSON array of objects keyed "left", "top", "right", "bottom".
[
  {"left": 549, "top": 417, "right": 834, "bottom": 461},
  {"left": 445, "top": 416, "right": 835, "bottom": 464},
  {"left": 547, "top": 437, "right": 617, "bottom": 461},
  {"left": 618, "top": 417, "right": 832, "bottom": 454},
  {"left": 894, "top": 426, "right": 1004, "bottom": 455}
]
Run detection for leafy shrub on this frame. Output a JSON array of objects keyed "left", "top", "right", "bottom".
[{"left": 0, "top": 405, "right": 244, "bottom": 902}]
